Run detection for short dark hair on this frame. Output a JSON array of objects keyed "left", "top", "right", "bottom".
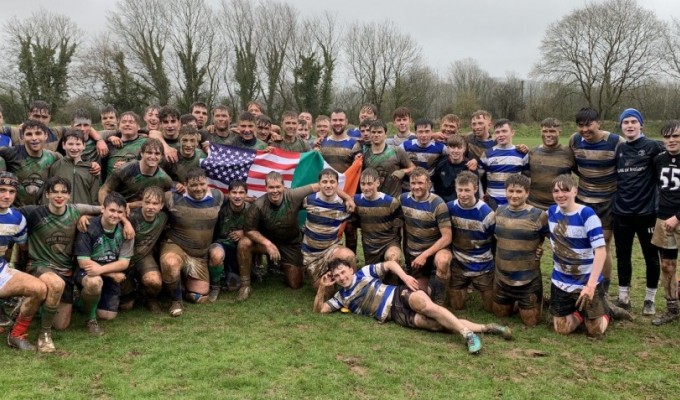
[
  {"left": 103, "top": 191, "right": 127, "bottom": 208},
  {"left": 493, "top": 119, "right": 513, "bottom": 130},
  {"left": 100, "top": 105, "right": 117, "bottom": 116},
  {"left": 552, "top": 174, "right": 576, "bottom": 192},
  {"left": 21, "top": 119, "right": 48, "bottom": 135},
  {"left": 71, "top": 108, "right": 91, "bottom": 122},
  {"left": 414, "top": 118, "right": 434, "bottom": 131},
  {"left": 318, "top": 168, "right": 339, "bottom": 181},
  {"left": 661, "top": 120, "right": 680, "bottom": 137},
  {"left": 505, "top": 174, "right": 530, "bottom": 191},
  {"left": 159, "top": 106, "right": 181, "bottom": 122},
  {"left": 575, "top": 107, "right": 599, "bottom": 125},
  {"left": 370, "top": 119, "right": 387, "bottom": 131},
  {"left": 455, "top": 171, "right": 478, "bottom": 188},
  {"left": 361, "top": 168, "right": 380, "bottom": 182},
  {"left": 447, "top": 135, "right": 466, "bottom": 148},
  {"left": 540, "top": 117, "right": 561, "bottom": 128},
  {"left": 141, "top": 138, "right": 164, "bottom": 156},
  {"left": 190, "top": 102, "right": 208, "bottom": 112},
  {"left": 186, "top": 167, "right": 207, "bottom": 182},
  {"left": 180, "top": 114, "right": 197, "bottom": 125},
  {"left": 328, "top": 257, "right": 352, "bottom": 273},
  {"left": 62, "top": 129, "right": 85, "bottom": 144},
  {"left": 239, "top": 111, "right": 256, "bottom": 123},
  {"left": 229, "top": 180, "right": 248, "bottom": 192},
  {"left": 28, "top": 100, "right": 51, "bottom": 114},
  {"left": 120, "top": 111, "right": 141, "bottom": 125},
  {"left": 392, "top": 107, "right": 410, "bottom": 120},
  {"left": 44, "top": 176, "right": 71, "bottom": 194}
]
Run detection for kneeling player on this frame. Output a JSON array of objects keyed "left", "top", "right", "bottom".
[
  {"left": 492, "top": 175, "right": 548, "bottom": 327},
  {"left": 0, "top": 172, "right": 47, "bottom": 351},
  {"left": 447, "top": 172, "right": 495, "bottom": 311},
  {"left": 314, "top": 259, "right": 512, "bottom": 354},
  {"left": 75, "top": 192, "right": 134, "bottom": 330},
  {"left": 549, "top": 175, "right": 610, "bottom": 338}
]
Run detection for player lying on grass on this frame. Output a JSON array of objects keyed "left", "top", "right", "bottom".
[{"left": 313, "top": 258, "right": 513, "bottom": 354}]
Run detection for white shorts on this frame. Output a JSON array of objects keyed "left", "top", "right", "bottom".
[{"left": 0, "top": 266, "right": 18, "bottom": 292}]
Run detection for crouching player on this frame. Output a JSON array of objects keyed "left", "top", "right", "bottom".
[
  {"left": 75, "top": 192, "right": 134, "bottom": 332},
  {"left": 121, "top": 186, "right": 168, "bottom": 312},
  {"left": 492, "top": 175, "right": 548, "bottom": 327},
  {"left": 314, "top": 258, "right": 512, "bottom": 354},
  {"left": 549, "top": 175, "right": 610, "bottom": 337},
  {"left": 0, "top": 172, "right": 47, "bottom": 351}
]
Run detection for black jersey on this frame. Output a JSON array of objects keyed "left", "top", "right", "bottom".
[
  {"left": 654, "top": 151, "right": 680, "bottom": 220},
  {"left": 613, "top": 136, "right": 663, "bottom": 216}
]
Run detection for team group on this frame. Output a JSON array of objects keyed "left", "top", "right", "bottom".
[{"left": 0, "top": 100, "right": 678, "bottom": 354}]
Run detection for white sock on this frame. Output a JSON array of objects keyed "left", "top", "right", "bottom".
[
  {"left": 645, "top": 287, "right": 657, "bottom": 302},
  {"left": 618, "top": 286, "right": 630, "bottom": 302}
]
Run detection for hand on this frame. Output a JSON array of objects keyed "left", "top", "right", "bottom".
[
  {"left": 516, "top": 143, "right": 529, "bottom": 154},
  {"left": 344, "top": 198, "right": 356, "bottom": 213},
  {"left": 411, "top": 254, "right": 428, "bottom": 270},
  {"left": 123, "top": 220, "right": 135, "bottom": 240},
  {"left": 265, "top": 242, "right": 281, "bottom": 263},
  {"left": 466, "top": 158, "right": 478, "bottom": 171},
  {"left": 575, "top": 285, "right": 595, "bottom": 311},
  {"left": 270, "top": 132, "right": 283, "bottom": 142},
  {"left": 206, "top": 125, "right": 215, "bottom": 133},
  {"left": 201, "top": 142, "right": 210, "bottom": 154},
  {"left": 175, "top": 183, "right": 186, "bottom": 194},
  {"left": 95, "top": 139, "right": 109, "bottom": 157},
  {"left": 535, "top": 246, "right": 544, "bottom": 260},
  {"left": 164, "top": 147, "right": 178, "bottom": 163},
  {"left": 89, "top": 162, "right": 101, "bottom": 176},
  {"left": 263, "top": 146, "right": 275, "bottom": 153},
  {"left": 319, "top": 271, "right": 335, "bottom": 287},
  {"left": 391, "top": 169, "right": 406, "bottom": 180},
  {"left": 77, "top": 215, "right": 92, "bottom": 233},
  {"left": 431, "top": 132, "right": 447, "bottom": 142},
  {"left": 402, "top": 274, "right": 420, "bottom": 292},
  {"left": 665, "top": 216, "right": 679, "bottom": 232},
  {"left": 83, "top": 264, "right": 101, "bottom": 277},
  {"left": 108, "top": 136, "right": 123, "bottom": 148},
  {"left": 228, "top": 230, "right": 244, "bottom": 242},
  {"left": 353, "top": 153, "right": 363, "bottom": 161}
]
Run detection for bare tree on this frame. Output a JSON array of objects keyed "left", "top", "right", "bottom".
[
  {"left": 661, "top": 18, "right": 680, "bottom": 80},
  {"left": 220, "top": 0, "right": 260, "bottom": 112},
  {"left": 532, "top": 0, "right": 664, "bottom": 119},
  {"left": 345, "top": 20, "right": 421, "bottom": 116},
  {"left": 167, "top": 0, "right": 220, "bottom": 110},
  {"left": 447, "top": 58, "right": 494, "bottom": 119},
  {"left": 109, "top": 0, "right": 172, "bottom": 105},
  {"left": 307, "top": 12, "right": 342, "bottom": 116},
  {"left": 3, "top": 9, "right": 81, "bottom": 113},
  {"left": 256, "top": 0, "right": 297, "bottom": 117}
]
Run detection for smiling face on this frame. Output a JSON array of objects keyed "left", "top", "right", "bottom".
[
  {"left": 144, "top": 108, "right": 159, "bottom": 130},
  {"left": 229, "top": 185, "right": 247, "bottom": 209},
  {"left": 140, "top": 148, "right": 162, "bottom": 169},
  {"left": 409, "top": 174, "right": 430, "bottom": 201},
  {"left": 394, "top": 116, "right": 411, "bottom": 135},
  {"left": 315, "top": 120, "right": 330, "bottom": 139},
  {"left": 331, "top": 263, "right": 354, "bottom": 289},
  {"left": 0, "top": 186, "right": 17, "bottom": 210},
  {"left": 63, "top": 136, "right": 85, "bottom": 160},
  {"left": 318, "top": 173, "right": 338, "bottom": 200},
  {"left": 187, "top": 176, "right": 209, "bottom": 200},
  {"left": 541, "top": 125, "right": 560, "bottom": 147},
  {"left": 239, "top": 119, "right": 256, "bottom": 141},
  {"left": 620, "top": 116, "right": 642, "bottom": 141},
  {"left": 505, "top": 184, "right": 528, "bottom": 209},
  {"left": 266, "top": 178, "right": 284, "bottom": 205},
  {"left": 415, "top": 124, "right": 432, "bottom": 146},
  {"left": 471, "top": 115, "right": 490, "bottom": 139},
  {"left": 360, "top": 177, "right": 380, "bottom": 200},
  {"left": 161, "top": 115, "right": 181, "bottom": 139},
  {"left": 330, "top": 112, "right": 347, "bottom": 136},
  {"left": 101, "top": 112, "right": 117, "bottom": 130},
  {"left": 577, "top": 120, "right": 601, "bottom": 142},
  {"left": 101, "top": 203, "right": 126, "bottom": 228},
  {"left": 552, "top": 183, "right": 577, "bottom": 212},
  {"left": 283, "top": 117, "right": 298, "bottom": 138},
  {"left": 441, "top": 121, "right": 459, "bottom": 136},
  {"left": 119, "top": 114, "right": 140, "bottom": 137},
  {"left": 22, "top": 127, "right": 47, "bottom": 155},
  {"left": 455, "top": 182, "right": 477, "bottom": 208},
  {"left": 493, "top": 123, "right": 514, "bottom": 146},
  {"left": 663, "top": 130, "right": 680, "bottom": 155},
  {"left": 447, "top": 144, "right": 465, "bottom": 163},
  {"left": 179, "top": 134, "right": 198, "bottom": 158}
]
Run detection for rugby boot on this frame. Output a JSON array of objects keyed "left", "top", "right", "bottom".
[
  {"left": 606, "top": 298, "right": 634, "bottom": 321},
  {"left": 237, "top": 285, "right": 252, "bottom": 302},
  {"left": 7, "top": 333, "right": 35, "bottom": 351},
  {"left": 652, "top": 302, "right": 679, "bottom": 326},
  {"left": 485, "top": 323, "right": 513, "bottom": 340},
  {"left": 87, "top": 319, "right": 104, "bottom": 336},
  {"left": 207, "top": 285, "right": 221, "bottom": 303},
  {"left": 642, "top": 300, "right": 656, "bottom": 316},
  {"left": 465, "top": 332, "right": 482, "bottom": 355},
  {"left": 37, "top": 331, "right": 56, "bottom": 353},
  {"left": 169, "top": 300, "right": 184, "bottom": 317}
]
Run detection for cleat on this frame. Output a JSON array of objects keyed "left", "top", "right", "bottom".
[
  {"left": 614, "top": 298, "right": 632, "bottom": 311},
  {"left": 652, "top": 309, "right": 680, "bottom": 326},
  {"left": 465, "top": 332, "right": 482, "bottom": 354},
  {"left": 486, "top": 323, "right": 513, "bottom": 340},
  {"left": 208, "top": 285, "right": 221, "bottom": 303},
  {"left": 607, "top": 300, "right": 634, "bottom": 321},
  {"left": 237, "top": 286, "right": 252, "bottom": 302},
  {"left": 87, "top": 319, "right": 104, "bottom": 336},
  {"left": 226, "top": 273, "right": 241, "bottom": 292},
  {"left": 147, "top": 299, "right": 162, "bottom": 314},
  {"left": 169, "top": 300, "right": 184, "bottom": 317},
  {"left": 37, "top": 331, "right": 56, "bottom": 353},
  {"left": 642, "top": 300, "right": 656, "bottom": 316},
  {"left": 7, "top": 334, "right": 36, "bottom": 351}
]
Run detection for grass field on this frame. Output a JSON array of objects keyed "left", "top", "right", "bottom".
[{"left": 1, "top": 129, "right": 679, "bottom": 399}]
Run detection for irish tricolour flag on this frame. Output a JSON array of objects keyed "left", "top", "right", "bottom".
[{"left": 200, "top": 144, "right": 362, "bottom": 198}]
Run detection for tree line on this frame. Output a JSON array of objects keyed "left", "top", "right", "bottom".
[{"left": 1, "top": 0, "right": 679, "bottom": 125}]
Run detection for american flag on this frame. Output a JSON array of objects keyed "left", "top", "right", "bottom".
[{"left": 200, "top": 143, "right": 256, "bottom": 192}]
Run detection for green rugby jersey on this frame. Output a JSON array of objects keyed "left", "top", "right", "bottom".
[
  {"left": 106, "top": 136, "right": 147, "bottom": 176},
  {"left": 14, "top": 146, "right": 62, "bottom": 206},
  {"left": 103, "top": 162, "right": 173, "bottom": 202},
  {"left": 214, "top": 202, "right": 249, "bottom": 248},
  {"left": 128, "top": 208, "right": 168, "bottom": 265},
  {"left": 75, "top": 215, "right": 133, "bottom": 264}
]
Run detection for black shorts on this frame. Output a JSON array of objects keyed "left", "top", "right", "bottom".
[
  {"left": 30, "top": 266, "right": 74, "bottom": 304},
  {"left": 403, "top": 254, "right": 434, "bottom": 279},
  {"left": 450, "top": 264, "right": 494, "bottom": 291},
  {"left": 389, "top": 285, "right": 418, "bottom": 328},
  {"left": 274, "top": 242, "right": 303, "bottom": 267},
  {"left": 363, "top": 241, "right": 401, "bottom": 265},
  {"left": 494, "top": 276, "right": 543, "bottom": 309},
  {"left": 579, "top": 200, "right": 612, "bottom": 231},
  {"left": 75, "top": 270, "right": 121, "bottom": 312},
  {"left": 550, "top": 282, "right": 606, "bottom": 319}
]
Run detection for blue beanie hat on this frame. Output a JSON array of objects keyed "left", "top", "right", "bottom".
[{"left": 619, "top": 108, "right": 643, "bottom": 128}]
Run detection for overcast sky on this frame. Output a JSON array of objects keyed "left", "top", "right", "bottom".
[{"left": 2, "top": 0, "right": 680, "bottom": 79}]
